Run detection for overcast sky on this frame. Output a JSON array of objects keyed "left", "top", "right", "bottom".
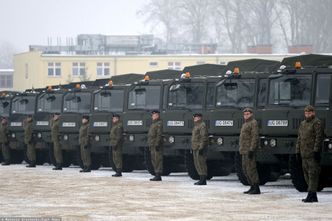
[{"left": 0, "top": 0, "right": 148, "bottom": 52}]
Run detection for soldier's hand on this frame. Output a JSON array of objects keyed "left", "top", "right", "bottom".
[
  {"left": 248, "top": 151, "right": 254, "bottom": 159},
  {"left": 296, "top": 153, "right": 301, "bottom": 161},
  {"left": 314, "top": 152, "right": 321, "bottom": 163},
  {"left": 155, "top": 146, "right": 160, "bottom": 151},
  {"left": 199, "top": 149, "right": 204, "bottom": 155}
]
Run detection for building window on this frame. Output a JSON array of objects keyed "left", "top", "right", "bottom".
[
  {"left": 149, "top": 62, "right": 158, "bottom": 67},
  {"left": 48, "top": 62, "right": 61, "bottom": 77},
  {"left": 0, "top": 75, "right": 13, "bottom": 88},
  {"left": 168, "top": 62, "right": 181, "bottom": 70},
  {"left": 97, "top": 62, "right": 110, "bottom": 76},
  {"left": 25, "top": 63, "right": 28, "bottom": 79},
  {"left": 72, "top": 62, "right": 86, "bottom": 76}
]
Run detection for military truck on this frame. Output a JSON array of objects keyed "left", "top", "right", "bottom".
[
  {"left": 8, "top": 91, "right": 39, "bottom": 164},
  {"left": 259, "top": 54, "right": 332, "bottom": 191},
  {"left": 89, "top": 74, "right": 143, "bottom": 170}
]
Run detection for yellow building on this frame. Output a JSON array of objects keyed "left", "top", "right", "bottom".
[{"left": 14, "top": 51, "right": 287, "bottom": 91}]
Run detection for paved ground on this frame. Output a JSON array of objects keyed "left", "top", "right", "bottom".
[{"left": 0, "top": 164, "right": 331, "bottom": 221}]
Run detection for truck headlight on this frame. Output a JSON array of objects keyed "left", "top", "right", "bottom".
[
  {"left": 263, "top": 140, "right": 269, "bottom": 146},
  {"left": 168, "top": 136, "right": 175, "bottom": 144},
  {"left": 328, "top": 143, "right": 332, "bottom": 150},
  {"left": 217, "top": 137, "right": 223, "bottom": 145},
  {"left": 11, "top": 133, "right": 15, "bottom": 138},
  {"left": 129, "top": 135, "right": 134, "bottom": 142},
  {"left": 64, "top": 135, "right": 68, "bottom": 141},
  {"left": 37, "top": 133, "right": 42, "bottom": 138},
  {"left": 270, "top": 139, "right": 277, "bottom": 147},
  {"left": 95, "top": 135, "right": 100, "bottom": 142}
]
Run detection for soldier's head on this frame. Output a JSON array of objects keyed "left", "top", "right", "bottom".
[
  {"left": 151, "top": 110, "right": 160, "bottom": 121},
  {"left": 304, "top": 105, "right": 315, "bottom": 120},
  {"left": 193, "top": 113, "right": 203, "bottom": 122},
  {"left": 243, "top": 107, "right": 253, "bottom": 121},
  {"left": 82, "top": 115, "right": 89, "bottom": 124},
  {"left": 53, "top": 113, "right": 60, "bottom": 120},
  {"left": 112, "top": 114, "right": 120, "bottom": 123},
  {"left": 1, "top": 117, "right": 7, "bottom": 124},
  {"left": 27, "top": 115, "right": 33, "bottom": 122}
]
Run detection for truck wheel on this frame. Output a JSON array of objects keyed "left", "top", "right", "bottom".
[
  {"left": 90, "top": 153, "right": 101, "bottom": 170},
  {"left": 62, "top": 150, "right": 72, "bottom": 167},
  {"left": 10, "top": 149, "right": 24, "bottom": 164},
  {"left": 289, "top": 155, "right": 308, "bottom": 192},
  {"left": 122, "top": 155, "right": 134, "bottom": 172}
]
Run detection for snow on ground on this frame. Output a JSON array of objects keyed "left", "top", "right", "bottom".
[{"left": 0, "top": 164, "right": 331, "bottom": 221}]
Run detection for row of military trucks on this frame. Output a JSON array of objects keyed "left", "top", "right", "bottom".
[{"left": 1, "top": 54, "right": 332, "bottom": 192}]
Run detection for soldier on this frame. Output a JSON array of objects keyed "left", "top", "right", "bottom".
[
  {"left": 50, "top": 113, "right": 62, "bottom": 170},
  {"left": 191, "top": 113, "right": 208, "bottom": 185},
  {"left": 0, "top": 117, "right": 10, "bottom": 165},
  {"left": 147, "top": 110, "right": 163, "bottom": 181},
  {"left": 239, "top": 108, "right": 260, "bottom": 194},
  {"left": 296, "top": 105, "right": 323, "bottom": 203},
  {"left": 24, "top": 115, "right": 36, "bottom": 167},
  {"left": 110, "top": 114, "right": 123, "bottom": 177},
  {"left": 79, "top": 115, "right": 91, "bottom": 173}
]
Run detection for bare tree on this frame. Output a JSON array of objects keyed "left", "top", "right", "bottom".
[{"left": 0, "top": 41, "right": 17, "bottom": 68}]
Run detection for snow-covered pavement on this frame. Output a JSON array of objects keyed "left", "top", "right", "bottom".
[{"left": 0, "top": 164, "right": 331, "bottom": 221}]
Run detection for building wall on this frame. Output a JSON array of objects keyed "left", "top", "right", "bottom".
[{"left": 13, "top": 51, "right": 286, "bottom": 91}]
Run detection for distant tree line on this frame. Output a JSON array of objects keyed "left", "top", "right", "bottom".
[{"left": 138, "top": 0, "right": 332, "bottom": 53}]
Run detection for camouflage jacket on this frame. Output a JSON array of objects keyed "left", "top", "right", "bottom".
[
  {"left": 24, "top": 119, "right": 33, "bottom": 145},
  {"left": 0, "top": 123, "right": 8, "bottom": 143},
  {"left": 191, "top": 120, "right": 208, "bottom": 151},
  {"left": 50, "top": 118, "right": 60, "bottom": 142},
  {"left": 296, "top": 117, "right": 323, "bottom": 158},
  {"left": 79, "top": 123, "right": 89, "bottom": 146},
  {"left": 147, "top": 119, "right": 162, "bottom": 147},
  {"left": 110, "top": 122, "right": 123, "bottom": 146},
  {"left": 239, "top": 117, "right": 259, "bottom": 154}
]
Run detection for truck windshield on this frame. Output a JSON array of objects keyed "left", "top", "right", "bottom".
[
  {"left": 94, "top": 89, "right": 124, "bottom": 112},
  {"left": 11, "top": 96, "right": 35, "bottom": 114},
  {"left": 128, "top": 85, "right": 160, "bottom": 110},
  {"left": 37, "top": 93, "right": 62, "bottom": 113},
  {"left": 63, "top": 92, "right": 91, "bottom": 113},
  {"left": 216, "top": 79, "right": 255, "bottom": 108},
  {"left": 168, "top": 83, "right": 205, "bottom": 109},
  {"left": 0, "top": 99, "right": 10, "bottom": 117},
  {"left": 268, "top": 75, "right": 312, "bottom": 106}
]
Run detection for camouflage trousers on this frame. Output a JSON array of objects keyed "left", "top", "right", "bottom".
[
  {"left": 1, "top": 142, "right": 10, "bottom": 162},
  {"left": 53, "top": 141, "right": 63, "bottom": 165},
  {"left": 26, "top": 143, "right": 36, "bottom": 163},
  {"left": 80, "top": 144, "right": 91, "bottom": 167},
  {"left": 242, "top": 154, "right": 260, "bottom": 185},
  {"left": 150, "top": 146, "right": 163, "bottom": 174},
  {"left": 302, "top": 157, "right": 321, "bottom": 192},
  {"left": 112, "top": 145, "right": 123, "bottom": 171},
  {"left": 193, "top": 149, "right": 207, "bottom": 176}
]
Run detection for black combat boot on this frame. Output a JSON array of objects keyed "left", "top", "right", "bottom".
[
  {"left": 80, "top": 166, "right": 86, "bottom": 172},
  {"left": 1, "top": 161, "right": 10, "bottom": 166},
  {"left": 53, "top": 164, "right": 62, "bottom": 170},
  {"left": 112, "top": 169, "right": 122, "bottom": 177},
  {"left": 150, "top": 173, "right": 162, "bottom": 181},
  {"left": 303, "top": 192, "right": 318, "bottom": 203},
  {"left": 195, "top": 176, "right": 207, "bottom": 185},
  {"left": 26, "top": 162, "right": 36, "bottom": 168},
  {"left": 84, "top": 166, "right": 91, "bottom": 172},
  {"left": 248, "top": 184, "right": 261, "bottom": 194},
  {"left": 244, "top": 186, "right": 254, "bottom": 194},
  {"left": 194, "top": 176, "right": 202, "bottom": 185}
]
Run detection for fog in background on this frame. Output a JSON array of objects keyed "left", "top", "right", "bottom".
[{"left": 1, "top": 0, "right": 332, "bottom": 68}]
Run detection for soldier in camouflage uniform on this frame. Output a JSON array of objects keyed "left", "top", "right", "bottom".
[
  {"left": 239, "top": 108, "right": 260, "bottom": 194},
  {"left": 0, "top": 117, "right": 10, "bottom": 165},
  {"left": 110, "top": 114, "right": 123, "bottom": 177},
  {"left": 79, "top": 115, "right": 91, "bottom": 172},
  {"left": 51, "top": 113, "right": 62, "bottom": 170},
  {"left": 24, "top": 115, "right": 36, "bottom": 167},
  {"left": 191, "top": 113, "right": 208, "bottom": 185},
  {"left": 147, "top": 110, "right": 163, "bottom": 181},
  {"left": 296, "top": 105, "right": 323, "bottom": 203}
]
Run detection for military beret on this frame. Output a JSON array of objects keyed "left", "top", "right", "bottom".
[
  {"left": 82, "top": 115, "right": 90, "bottom": 120},
  {"left": 54, "top": 112, "right": 60, "bottom": 116},
  {"left": 193, "top": 113, "right": 203, "bottom": 117},
  {"left": 151, "top": 110, "right": 160, "bottom": 114},
  {"left": 304, "top": 105, "right": 315, "bottom": 112},
  {"left": 113, "top": 114, "right": 120, "bottom": 118},
  {"left": 242, "top": 107, "right": 253, "bottom": 113}
]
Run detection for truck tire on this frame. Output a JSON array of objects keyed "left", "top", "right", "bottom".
[
  {"left": 185, "top": 150, "right": 200, "bottom": 180},
  {"left": 289, "top": 155, "right": 308, "bottom": 192},
  {"left": 10, "top": 149, "right": 24, "bottom": 164}
]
